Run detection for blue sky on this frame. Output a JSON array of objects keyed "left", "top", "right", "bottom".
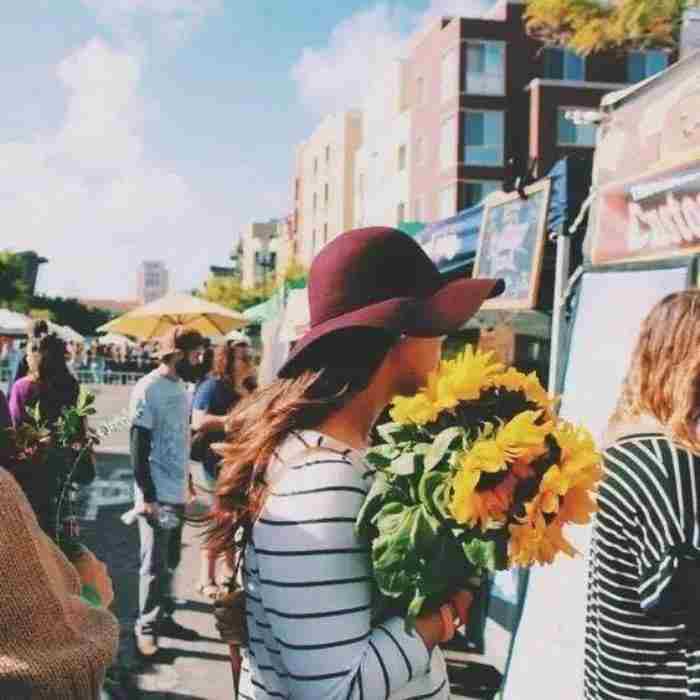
[{"left": 0, "top": 0, "right": 492, "bottom": 299}]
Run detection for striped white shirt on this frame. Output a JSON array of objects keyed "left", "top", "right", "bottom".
[
  {"left": 584, "top": 433, "right": 700, "bottom": 699},
  {"left": 238, "top": 430, "right": 449, "bottom": 700}
]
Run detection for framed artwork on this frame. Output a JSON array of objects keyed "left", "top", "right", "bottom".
[{"left": 473, "top": 178, "right": 552, "bottom": 310}]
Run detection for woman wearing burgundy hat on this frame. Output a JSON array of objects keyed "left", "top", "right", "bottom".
[{"left": 208, "top": 227, "right": 504, "bottom": 699}]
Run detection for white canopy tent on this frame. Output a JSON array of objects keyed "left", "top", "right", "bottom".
[{"left": 0, "top": 309, "right": 30, "bottom": 337}]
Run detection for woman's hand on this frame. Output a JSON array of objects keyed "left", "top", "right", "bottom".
[
  {"left": 414, "top": 590, "right": 474, "bottom": 652},
  {"left": 72, "top": 548, "right": 115, "bottom": 608}
]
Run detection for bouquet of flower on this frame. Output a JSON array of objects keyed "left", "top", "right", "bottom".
[
  {"left": 0, "top": 388, "right": 100, "bottom": 559},
  {"left": 356, "top": 346, "right": 602, "bottom": 629}
]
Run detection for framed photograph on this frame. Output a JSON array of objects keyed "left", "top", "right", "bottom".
[{"left": 473, "top": 178, "right": 552, "bottom": 310}]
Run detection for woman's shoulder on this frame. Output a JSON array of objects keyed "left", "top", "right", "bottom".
[
  {"left": 270, "top": 431, "right": 371, "bottom": 488},
  {"left": 11, "top": 375, "right": 37, "bottom": 396}
]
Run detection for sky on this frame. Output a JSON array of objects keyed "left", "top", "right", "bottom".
[{"left": 1, "top": 0, "right": 494, "bottom": 300}]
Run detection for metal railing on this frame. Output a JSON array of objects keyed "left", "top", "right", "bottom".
[{"left": 0, "top": 367, "right": 149, "bottom": 387}]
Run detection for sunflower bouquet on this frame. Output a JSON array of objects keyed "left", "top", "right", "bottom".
[{"left": 356, "top": 345, "right": 602, "bottom": 629}]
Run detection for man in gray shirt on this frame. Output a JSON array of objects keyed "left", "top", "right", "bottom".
[{"left": 129, "top": 326, "right": 205, "bottom": 657}]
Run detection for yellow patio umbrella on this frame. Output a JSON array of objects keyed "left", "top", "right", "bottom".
[{"left": 96, "top": 292, "right": 250, "bottom": 340}]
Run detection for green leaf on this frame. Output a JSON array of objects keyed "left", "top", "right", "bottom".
[
  {"left": 462, "top": 538, "right": 498, "bottom": 571},
  {"left": 355, "top": 473, "right": 393, "bottom": 539},
  {"left": 377, "top": 422, "right": 403, "bottom": 445},
  {"left": 410, "top": 506, "right": 440, "bottom": 553},
  {"left": 418, "top": 470, "right": 451, "bottom": 519},
  {"left": 388, "top": 453, "right": 415, "bottom": 476},
  {"left": 406, "top": 590, "right": 427, "bottom": 628},
  {"left": 424, "top": 427, "right": 463, "bottom": 472},
  {"left": 365, "top": 443, "right": 400, "bottom": 470}
]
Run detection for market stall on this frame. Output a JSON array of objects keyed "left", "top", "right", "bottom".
[{"left": 503, "top": 50, "right": 700, "bottom": 699}]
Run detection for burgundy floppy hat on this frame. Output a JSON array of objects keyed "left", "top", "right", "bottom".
[{"left": 278, "top": 226, "right": 504, "bottom": 377}]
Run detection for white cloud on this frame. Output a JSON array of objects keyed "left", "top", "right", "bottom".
[
  {"left": 80, "top": 0, "right": 222, "bottom": 48},
  {"left": 292, "top": 4, "right": 410, "bottom": 118},
  {"left": 0, "top": 38, "right": 227, "bottom": 299},
  {"left": 292, "top": 0, "right": 495, "bottom": 117},
  {"left": 422, "top": 0, "right": 493, "bottom": 21}
]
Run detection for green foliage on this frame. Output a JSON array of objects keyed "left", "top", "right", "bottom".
[
  {"left": 2, "top": 389, "right": 100, "bottom": 558},
  {"left": 31, "top": 296, "right": 113, "bottom": 336},
  {"left": 201, "top": 276, "right": 273, "bottom": 312},
  {"left": 525, "top": 0, "right": 685, "bottom": 54},
  {"left": 0, "top": 250, "right": 29, "bottom": 309},
  {"left": 0, "top": 249, "right": 113, "bottom": 335},
  {"left": 357, "top": 426, "right": 491, "bottom": 631}
]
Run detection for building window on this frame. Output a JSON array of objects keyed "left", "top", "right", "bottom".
[
  {"left": 325, "top": 145, "right": 331, "bottom": 164},
  {"left": 324, "top": 182, "right": 329, "bottom": 206},
  {"left": 439, "top": 185, "right": 456, "bottom": 219},
  {"left": 462, "top": 180, "right": 502, "bottom": 208},
  {"left": 466, "top": 41, "right": 505, "bottom": 95},
  {"left": 398, "top": 144, "right": 407, "bottom": 171},
  {"left": 416, "top": 136, "right": 424, "bottom": 165},
  {"left": 312, "top": 192, "right": 317, "bottom": 211},
  {"left": 414, "top": 196, "right": 423, "bottom": 222},
  {"left": 312, "top": 229, "right": 317, "bottom": 253},
  {"left": 464, "top": 111, "right": 504, "bottom": 166},
  {"left": 441, "top": 47, "right": 459, "bottom": 100},
  {"left": 543, "top": 48, "right": 585, "bottom": 81},
  {"left": 294, "top": 178, "right": 300, "bottom": 201},
  {"left": 323, "top": 223, "right": 328, "bottom": 243},
  {"left": 397, "top": 202, "right": 406, "bottom": 225},
  {"left": 313, "top": 157, "right": 318, "bottom": 175},
  {"left": 416, "top": 75, "right": 425, "bottom": 105},
  {"left": 440, "top": 115, "right": 457, "bottom": 169},
  {"left": 628, "top": 50, "right": 668, "bottom": 83},
  {"left": 557, "top": 108, "right": 597, "bottom": 147}
]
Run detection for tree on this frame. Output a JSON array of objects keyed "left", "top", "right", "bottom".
[
  {"left": 282, "top": 257, "right": 308, "bottom": 288},
  {"left": 30, "top": 296, "right": 113, "bottom": 337},
  {"left": 201, "top": 276, "right": 272, "bottom": 312},
  {"left": 0, "top": 250, "right": 30, "bottom": 310},
  {"left": 525, "top": 0, "right": 687, "bottom": 54}
]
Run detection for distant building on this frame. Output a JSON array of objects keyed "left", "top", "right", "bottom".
[
  {"left": 239, "top": 221, "right": 280, "bottom": 289},
  {"left": 293, "top": 111, "right": 363, "bottom": 266},
  {"left": 354, "top": 60, "right": 412, "bottom": 229},
  {"left": 406, "top": 0, "right": 673, "bottom": 220},
  {"left": 136, "top": 261, "right": 169, "bottom": 303}
]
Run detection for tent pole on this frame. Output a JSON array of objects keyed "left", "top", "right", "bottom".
[{"left": 548, "top": 225, "right": 570, "bottom": 399}]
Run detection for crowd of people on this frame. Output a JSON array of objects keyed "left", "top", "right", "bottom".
[
  {"left": 1, "top": 227, "right": 700, "bottom": 699},
  {"left": 0, "top": 334, "right": 162, "bottom": 387}
]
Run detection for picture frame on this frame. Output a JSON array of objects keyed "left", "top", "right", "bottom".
[{"left": 472, "top": 178, "right": 552, "bottom": 310}]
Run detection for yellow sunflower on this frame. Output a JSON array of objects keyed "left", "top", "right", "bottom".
[
  {"left": 490, "top": 367, "right": 555, "bottom": 414},
  {"left": 508, "top": 512, "right": 577, "bottom": 567},
  {"left": 450, "top": 411, "right": 553, "bottom": 528},
  {"left": 441, "top": 346, "right": 504, "bottom": 403}
]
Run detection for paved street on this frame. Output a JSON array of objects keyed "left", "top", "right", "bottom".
[{"left": 72, "top": 384, "right": 505, "bottom": 699}]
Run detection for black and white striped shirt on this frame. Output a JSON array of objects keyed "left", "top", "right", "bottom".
[
  {"left": 585, "top": 432, "right": 700, "bottom": 699},
  {"left": 238, "top": 430, "right": 448, "bottom": 700}
]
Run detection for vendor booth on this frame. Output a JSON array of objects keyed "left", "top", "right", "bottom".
[{"left": 502, "top": 50, "right": 700, "bottom": 699}]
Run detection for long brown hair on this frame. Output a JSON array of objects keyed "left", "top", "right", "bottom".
[
  {"left": 28, "top": 333, "right": 79, "bottom": 427},
  {"left": 206, "top": 327, "right": 396, "bottom": 558},
  {"left": 210, "top": 343, "right": 238, "bottom": 383},
  {"left": 609, "top": 289, "right": 700, "bottom": 451}
]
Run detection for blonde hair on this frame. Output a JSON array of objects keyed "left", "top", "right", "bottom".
[{"left": 609, "top": 289, "right": 700, "bottom": 452}]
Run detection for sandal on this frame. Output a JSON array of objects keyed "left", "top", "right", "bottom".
[{"left": 196, "top": 581, "right": 220, "bottom": 600}]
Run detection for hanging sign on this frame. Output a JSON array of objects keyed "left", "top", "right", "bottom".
[{"left": 591, "top": 159, "right": 700, "bottom": 265}]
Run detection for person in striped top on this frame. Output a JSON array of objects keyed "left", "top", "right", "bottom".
[
  {"left": 585, "top": 290, "right": 700, "bottom": 699},
  {"left": 207, "top": 227, "right": 504, "bottom": 699}
]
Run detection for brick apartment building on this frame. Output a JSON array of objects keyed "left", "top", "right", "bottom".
[
  {"left": 287, "top": 0, "right": 672, "bottom": 262},
  {"left": 407, "top": 0, "right": 672, "bottom": 222}
]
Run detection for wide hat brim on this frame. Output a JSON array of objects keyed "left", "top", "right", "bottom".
[{"left": 278, "top": 276, "right": 505, "bottom": 378}]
